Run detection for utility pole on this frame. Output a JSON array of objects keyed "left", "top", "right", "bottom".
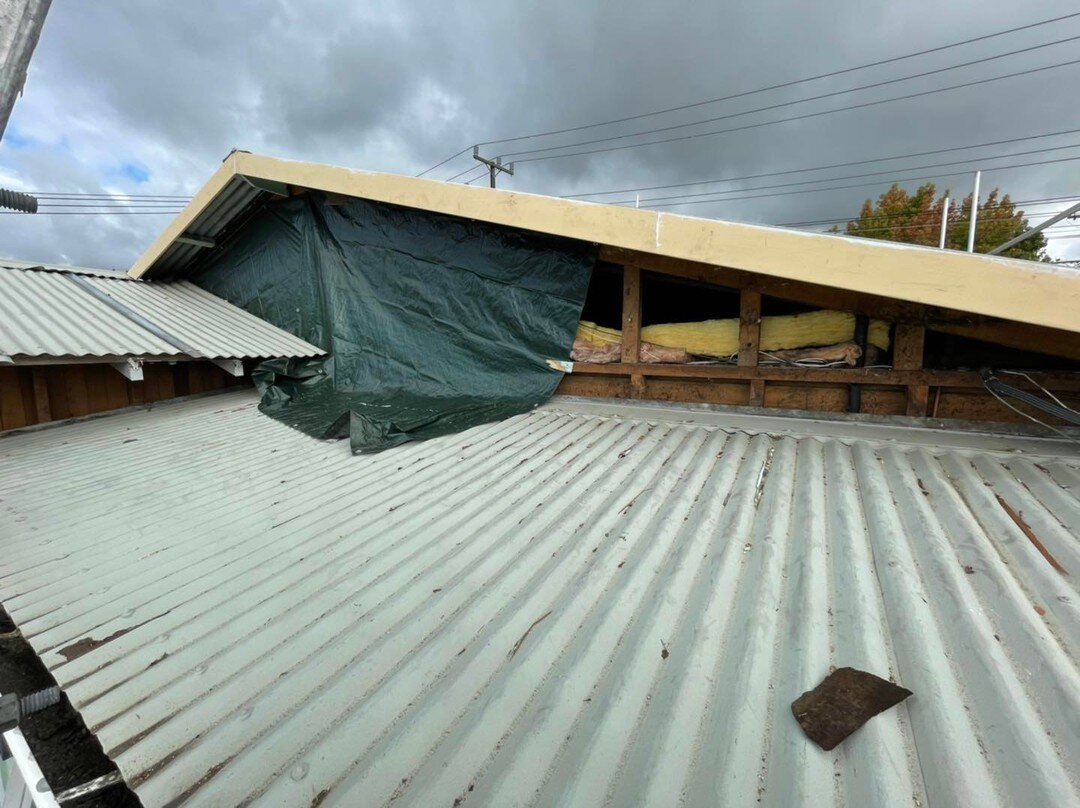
[
  {"left": 938, "top": 196, "right": 949, "bottom": 249},
  {"left": 966, "top": 170, "right": 981, "bottom": 253},
  {"left": 472, "top": 146, "right": 514, "bottom": 188}
]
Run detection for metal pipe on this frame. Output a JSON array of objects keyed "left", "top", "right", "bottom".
[
  {"left": 938, "top": 196, "right": 950, "bottom": 249},
  {"left": 966, "top": 171, "right": 981, "bottom": 252}
]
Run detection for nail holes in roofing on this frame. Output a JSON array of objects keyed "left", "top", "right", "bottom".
[{"left": 290, "top": 762, "right": 309, "bottom": 781}]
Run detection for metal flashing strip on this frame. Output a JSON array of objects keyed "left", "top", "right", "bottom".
[{"left": 63, "top": 273, "right": 204, "bottom": 358}]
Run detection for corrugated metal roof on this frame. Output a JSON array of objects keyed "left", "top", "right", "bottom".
[
  {"left": 152, "top": 174, "right": 262, "bottom": 276},
  {"left": 80, "top": 277, "right": 323, "bottom": 360},
  {"left": 0, "top": 392, "right": 1078, "bottom": 807},
  {"left": 0, "top": 265, "right": 180, "bottom": 357},
  {"left": 0, "top": 258, "right": 128, "bottom": 278},
  {"left": 0, "top": 264, "right": 323, "bottom": 360}
]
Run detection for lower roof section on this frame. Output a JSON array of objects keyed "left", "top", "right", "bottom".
[
  {"left": 0, "top": 392, "right": 1078, "bottom": 807},
  {"left": 0, "top": 261, "right": 324, "bottom": 361}
]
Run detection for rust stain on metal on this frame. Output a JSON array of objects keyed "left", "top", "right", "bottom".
[
  {"left": 57, "top": 628, "right": 134, "bottom": 662},
  {"left": 995, "top": 494, "right": 1068, "bottom": 575},
  {"left": 508, "top": 610, "right": 553, "bottom": 660},
  {"left": 56, "top": 611, "right": 171, "bottom": 662}
]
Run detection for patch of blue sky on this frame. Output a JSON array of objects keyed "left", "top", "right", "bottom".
[{"left": 109, "top": 162, "right": 150, "bottom": 184}]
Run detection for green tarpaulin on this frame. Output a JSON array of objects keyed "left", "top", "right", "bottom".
[{"left": 193, "top": 194, "right": 595, "bottom": 452}]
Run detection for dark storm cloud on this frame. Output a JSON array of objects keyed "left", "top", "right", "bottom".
[{"left": 2, "top": 0, "right": 1079, "bottom": 267}]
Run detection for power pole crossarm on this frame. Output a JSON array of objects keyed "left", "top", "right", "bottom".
[
  {"left": 988, "top": 199, "right": 1080, "bottom": 256},
  {"left": 472, "top": 146, "right": 514, "bottom": 188}
]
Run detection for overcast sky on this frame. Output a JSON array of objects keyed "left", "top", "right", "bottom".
[{"left": 2, "top": 0, "right": 1080, "bottom": 268}]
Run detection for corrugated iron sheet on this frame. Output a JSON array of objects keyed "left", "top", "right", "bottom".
[
  {"left": 0, "top": 258, "right": 127, "bottom": 278},
  {"left": 0, "top": 264, "right": 323, "bottom": 360},
  {"left": 154, "top": 175, "right": 264, "bottom": 275},
  {"left": 0, "top": 392, "right": 1077, "bottom": 807},
  {"left": 80, "top": 277, "right": 323, "bottom": 360},
  {"left": 0, "top": 265, "right": 179, "bottom": 357}
]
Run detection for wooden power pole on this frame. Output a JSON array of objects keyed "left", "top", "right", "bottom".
[{"left": 473, "top": 146, "right": 514, "bottom": 188}]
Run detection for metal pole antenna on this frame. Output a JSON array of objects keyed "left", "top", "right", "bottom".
[
  {"left": 472, "top": 146, "right": 515, "bottom": 189},
  {"left": 938, "top": 196, "right": 950, "bottom": 249},
  {"left": 966, "top": 171, "right": 981, "bottom": 253}
]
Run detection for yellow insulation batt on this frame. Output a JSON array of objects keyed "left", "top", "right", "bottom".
[{"left": 577, "top": 310, "right": 889, "bottom": 357}]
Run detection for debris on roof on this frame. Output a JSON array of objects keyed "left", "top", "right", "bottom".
[{"left": 791, "top": 667, "right": 913, "bottom": 751}]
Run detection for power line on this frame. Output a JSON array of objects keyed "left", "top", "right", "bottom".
[
  {"left": 775, "top": 199, "right": 1075, "bottom": 228},
  {"left": 36, "top": 202, "right": 189, "bottom": 208},
  {"left": 418, "top": 11, "right": 1080, "bottom": 175},
  {"left": 562, "top": 127, "right": 1080, "bottom": 199},
  {"left": 778, "top": 204, "right": 1069, "bottom": 229},
  {"left": 31, "top": 193, "right": 192, "bottom": 199},
  {"left": 477, "top": 12, "right": 1080, "bottom": 149},
  {"left": 508, "top": 57, "right": 1080, "bottom": 165},
  {"left": 502, "top": 35, "right": 1080, "bottom": 161},
  {"left": 804, "top": 212, "right": 1063, "bottom": 237},
  {"left": 0, "top": 210, "right": 185, "bottom": 215},
  {"left": 445, "top": 162, "right": 485, "bottom": 182},
  {"left": 602, "top": 141, "right": 1080, "bottom": 206},
  {"left": 457, "top": 165, "right": 491, "bottom": 185},
  {"left": 605, "top": 153, "right": 1080, "bottom": 209},
  {"left": 416, "top": 146, "right": 472, "bottom": 179}
]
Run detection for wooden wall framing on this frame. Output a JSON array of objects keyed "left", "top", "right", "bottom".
[{"left": 561, "top": 256, "right": 1080, "bottom": 425}]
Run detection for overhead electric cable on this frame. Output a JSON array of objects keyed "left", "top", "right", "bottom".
[
  {"left": 605, "top": 153, "right": 1080, "bottom": 208},
  {"left": 503, "top": 36, "right": 1080, "bottom": 161},
  {"left": 419, "top": 12, "right": 1080, "bottom": 178},
  {"left": 562, "top": 127, "right": 1080, "bottom": 198},
  {"left": 480, "top": 12, "right": 1080, "bottom": 148},
  {"left": 600, "top": 141, "right": 1080, "bottom": 206},
  {"left": 508, "top": 57, "right": 1080, "bottom": 165}
]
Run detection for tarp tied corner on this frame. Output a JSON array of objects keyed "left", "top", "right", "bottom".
[{"left": 194, "top": 195, "right": 596, "bottom": 452}]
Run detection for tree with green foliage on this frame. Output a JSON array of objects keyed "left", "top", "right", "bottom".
[{"left": 833, "top": 182, "right": 1047, "bottom": 261}]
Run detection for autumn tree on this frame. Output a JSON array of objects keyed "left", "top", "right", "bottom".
[{"left": 835, "top": 182, "right": 1047, "bottom": 261}]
